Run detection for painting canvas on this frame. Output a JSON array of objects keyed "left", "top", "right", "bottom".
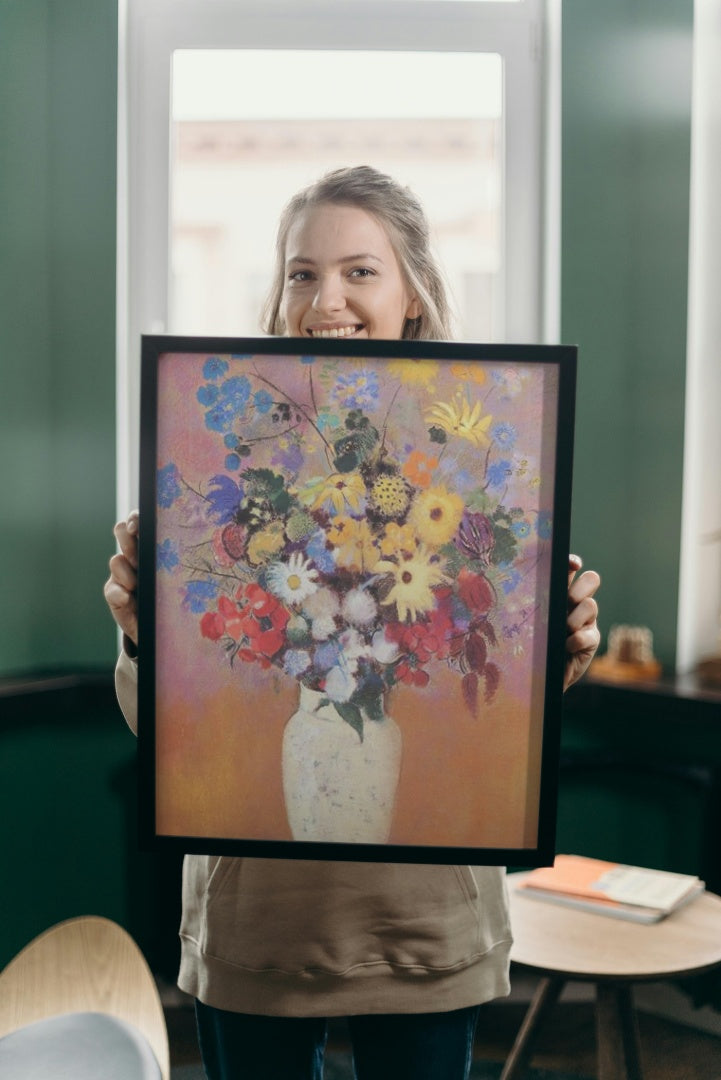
[{"left": 138, "top": 336, "right": 576, "bottom": 864}]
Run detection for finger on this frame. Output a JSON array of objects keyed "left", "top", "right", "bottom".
[
  {"left": 567, "top": 553, "right": 583, "bottom": 588},
  {"left": 566, "top": 623, "right": 601, "bottom": 657},
  {"left": 103, "top": 579, "right": 139, "bottom": 641},
  {"left": 566, "top": 594, "right": 599, "bottom": 634},
  {"left": 108, "top": 552, "right": 138, "bottom": 593},
  {"left": 113, "top": 519, "right": 139, "bottom": 568},
  {"left": 568, "top": 569, "right": 601, "bottom": 607}
]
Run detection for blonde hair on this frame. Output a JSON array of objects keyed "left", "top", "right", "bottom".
[{"left": 262, "top": 165, "right": 453, "bottom": 341}]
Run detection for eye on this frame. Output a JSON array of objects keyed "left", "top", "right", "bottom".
[
  {"left": 288, "top": 269, "right": 314, "bottom": 283},
  {"left": 349, "top": 267, "right": 375, "bottom": 279}
]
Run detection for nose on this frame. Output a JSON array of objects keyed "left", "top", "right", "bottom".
[{"left": 312, "top": 273, "right": 345, "bottom": 315}]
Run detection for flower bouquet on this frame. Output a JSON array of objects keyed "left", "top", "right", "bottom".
[{"left": 156, "top": 352, "right": 553, "bottom": 741}]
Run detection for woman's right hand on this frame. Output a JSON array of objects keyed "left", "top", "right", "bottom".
[{"left": 104, "top": 510, "right": 139, "bottom": 647}]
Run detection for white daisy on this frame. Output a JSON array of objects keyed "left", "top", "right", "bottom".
[{"left": 266, "top": 553, "right": 318, "bottom": 605}]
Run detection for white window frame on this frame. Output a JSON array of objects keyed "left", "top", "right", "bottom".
[{"left": 117, "top": 0, "right": 559, "bottom": 512}]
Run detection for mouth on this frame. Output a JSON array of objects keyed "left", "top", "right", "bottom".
[{"left": 306, "top": 324, "right": 364, "bottom": 339}]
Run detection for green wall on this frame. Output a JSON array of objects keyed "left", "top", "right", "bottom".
[
  {"left": 562, "top": 0, "right": 693, "bottom": 669},
  {"left": 0, "top": 0, "right": 118, "bottom": 675}
]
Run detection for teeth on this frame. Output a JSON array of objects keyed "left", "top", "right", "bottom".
[{"left": 310, "top": 326, "right": 359, "bottom": 338}]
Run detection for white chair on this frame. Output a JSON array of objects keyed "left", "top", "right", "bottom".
[{"left": 0, "top": 915, "right": 170, "bottom": 1079}]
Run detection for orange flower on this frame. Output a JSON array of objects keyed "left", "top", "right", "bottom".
[
  {"left": 402, "top": 450, "right": 439, "bottom": 489},
  {"left": 450, "top": 362, "right": 487, "bottom": 386}
]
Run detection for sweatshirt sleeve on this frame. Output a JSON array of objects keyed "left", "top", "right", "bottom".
[{"left": 115, "top": 646, "right": 139, "bottom": 736}]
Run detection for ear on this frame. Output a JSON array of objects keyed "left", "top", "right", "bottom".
[{"left": 406, "top": 296, "right": 422, "bottom": 320}]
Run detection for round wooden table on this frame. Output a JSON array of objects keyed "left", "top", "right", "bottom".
[{"left": 503, "top": 872, "right": 721, "bottom": 1080}]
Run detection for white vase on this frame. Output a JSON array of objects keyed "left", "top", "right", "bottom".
[{"left": 281, "top": 685, "right": 402, "bottom": 844}]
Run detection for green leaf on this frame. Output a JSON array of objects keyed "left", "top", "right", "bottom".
[
  {"left": 355, "top": 691, "right": 385, "bottom": 722},
  {"left": 489, "top": 526, "right": 518, "bottom": 566},
  {"left": 334, "top": 702, "right": 364, "bottom": 742}
]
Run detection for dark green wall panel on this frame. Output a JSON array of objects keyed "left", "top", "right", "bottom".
[
  {"left": 562, "top": 1, "right": 693, "bottom": 669},
  {"left": 0, "top": 0, "right": 118, "bottom": 674}
]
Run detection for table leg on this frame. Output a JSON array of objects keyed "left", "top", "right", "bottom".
[
  {"left": 499, "top": 976, "right": 565, "bottom": 1080},
  {"left": 596, "top": 982, "right": 643, "bottom": 1080}
]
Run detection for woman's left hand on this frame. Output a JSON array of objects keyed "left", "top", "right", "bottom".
[{"left": 564, "top": 554, "right": 601, "bottom": 691}]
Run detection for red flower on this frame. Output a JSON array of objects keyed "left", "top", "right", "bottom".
[
  {"left": 200, "top": 611, "right": 225, "bottom": 641},
  {"left": 236, "top": 584, "right": 289, "bottom": 659},
  {"left": 457, "top": 568, "right": 494, "bottom": 614}
]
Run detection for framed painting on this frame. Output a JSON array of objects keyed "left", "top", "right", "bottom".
[{"left": 138, "top": 336, "right": 576, "bottom": 865}]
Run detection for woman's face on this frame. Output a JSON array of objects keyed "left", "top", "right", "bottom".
[{"left": 280, "top": 203, "right": 421, "bottom": 340}]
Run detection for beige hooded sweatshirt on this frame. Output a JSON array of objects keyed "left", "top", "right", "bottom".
[{"left": 116, "top": 650, "right": 512, "bottom": 1017}]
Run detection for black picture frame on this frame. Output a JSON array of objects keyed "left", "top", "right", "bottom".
[{"left": 138, "top": 335, "right": 576, "bottom": 865}]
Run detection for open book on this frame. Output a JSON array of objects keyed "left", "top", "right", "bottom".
[{"left": 516, "top": 854, "right": 705, "bottom": 923}]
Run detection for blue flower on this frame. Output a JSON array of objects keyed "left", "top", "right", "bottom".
[
  {"left": 223, "top": 433, "right": 238, "bottom": 449},
  {"left": 206, "top": 474, "right": 244, "bottom": 523},
  {"left": 511, "top": 519, "right": 531, "bottom": 539},
  {"left": 332, "top": 370, "right": 380, "bottom": 411},
  {"left": 314, "top": 640, "right": 342, "bottom": 673},
  {"left": 536, "top": 510, "right": 553, "bottom": 540},
  {"left": 203, "top": 356, "right": 229, "bottom": 381},
  {"left": 300, "top": 355, "right": 316, "bottom": 365},
  {"left": 157, "top": 463, "right": 182, "bottom": 508},
  {"left": 305, "top": 530, "right": 336, "bottom": 574},
  {"left": 225, "top": 453, "right": 241, "bottom": 471},
  {"left": 491, "top": 422, "right": 517, "bottom": 449},
  {"left": 156, "top": 538, "right": 179, "bottom": 572},
  {"left": 283, "top": 649, "right": 312, "bottom": 677},
  {"left": 197, "top": 384, "right": 219, "bottom": 406},
  {"left": 204, "top": 375, "right": 251, "bottom": 432},
  {"left": 253, "top": 389, "right": 274, "bottom": 414},
  {"left": 183, "top": 579, "right": 219, "bottom": 613},
  {"left": 500, "top": 568, "right": 522, "bottom": 594},
  {"left": 316, "top": 410, "right": 340, "bottom": 432},
  {"left": 487, "top": 459, "right": 513, "bottom": 488}
]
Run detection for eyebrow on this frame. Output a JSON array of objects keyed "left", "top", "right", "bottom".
[{"left": 286, "top": 253, "right": 385, "bottom": 266}]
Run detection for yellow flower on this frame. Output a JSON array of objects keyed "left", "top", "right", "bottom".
[
  {"left": 376, "top": 546, "right": 449, "bottom": 622},
  {"left": 386, "top": 358, "right": 439, "bottom": 385},
  {"left": 298, "top": 472, "right": 366, "bottom": 514},
  {"left": 407, "top": 486, "right": 464, "bottom": 548},
  {"left": 450, "top": 362, "right": 487, "bottom": 386},
  {"left": 246, "top": 521, "right": 286, "bottom": 566},
  {"left": 426, "top": 394, "right": 493, "bottom": 447},
  {"left": 379, "top": 522, "right": 418, "bottom": 558},
  {"left": 369, "top": 473, "right": 411, "bottom": 518},
  {"left": 327, "top": 517, "right": 380, "bottom": 573}
]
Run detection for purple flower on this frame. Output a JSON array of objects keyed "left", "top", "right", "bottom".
[
  {"left": 206, "top": 474, "right": 244, "bottom": 523},
  {"left": 271, "top": 443, "right": 304, "bottom": 474},
  {"left": 157, "top": 463, "right": 182, "bottom": 508},
  {"left": 455, "top": 511, "right": 495, "bottom": 563},
  {"left": 332, "top": 370, "right": 379, "bottom": 411}
]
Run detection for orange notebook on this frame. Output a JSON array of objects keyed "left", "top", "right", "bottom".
[{"left": 517, "top": 854, "right": 704, "bottom": 923}]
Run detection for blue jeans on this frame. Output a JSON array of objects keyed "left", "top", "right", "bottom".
[{"left": 195, "top": 1000, "right": 481, "bottom": 1080}]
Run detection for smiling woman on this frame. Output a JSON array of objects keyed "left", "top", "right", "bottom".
[{"left": 263, "top": 167, "right": 450, "bottom": 341}]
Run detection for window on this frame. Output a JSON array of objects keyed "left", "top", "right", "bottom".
[{"left": 118, "top": 0, "right": 557, "bottom": 509}]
